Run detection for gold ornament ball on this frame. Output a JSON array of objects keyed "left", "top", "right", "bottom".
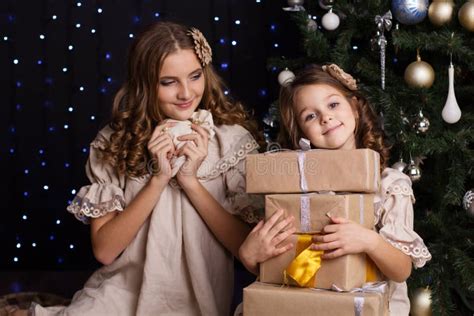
[
  {"left": 459, "top": 1, "right": 474, "bottom": 32},
  {"left": 428, "top": 1, "right": 453, "bottom": 26},
  {"left": 405, "top": 59, "right": 435, "bottom": 89},
  {"left": 410, "top": 288, "right": 432, "bottom": 316}
]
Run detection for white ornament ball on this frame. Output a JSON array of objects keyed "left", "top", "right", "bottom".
[
  {"left": 322, "top": 10, "right": 340, "bottom": 31},
  {"left": 278, "top": 68, "right": 295, "bottom": 86}
]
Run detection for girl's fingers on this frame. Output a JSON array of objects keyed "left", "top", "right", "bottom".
[
  {"left": 322, "top": 248, "right": 345, "bottom": 259},
  {"left": 312, "top": 233, "right": 338, "bottom": 243},
  {"left": 191, "top": 124, "right": 209, "bottom": 143},
  {"left": 178, "top": 133, "right": 205, "bottom": 149},
  {"left": 273, "top": 242, "right": 294, "bottom": 256},
  {"left": 271, "top": 226, "right": 296, "bottom": 247},
  {"left": 148, "top": 134, "right": 173, "bottom": 150},
  {"left": 250, "top": 220, "right": 264, "bottom": 233},
  {"left": 323, "top": 223, "right": 340, "bottom": 234},
  {"left": 311, "top": 240, "right": 341, "bottom": 251},
  {"left": 150, "top": 122, "right": 176, "bottom": 142},
  {"left": 329, "top": 216, "right": 350, "bottom": 224},
  {"left": 267, "top": 215, "right": 294, "bottom": 239},
  {"left": 260, "top": 209, "right": 284, "bottom": 235}
]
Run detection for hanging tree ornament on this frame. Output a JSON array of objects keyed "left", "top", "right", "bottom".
[
  {"left": 428, "top": 0, "right": 454, "bottom": 26},
  {"left": 278, "top": 68, "right": 295, "bottom": 86},
  {"left": 458, "top": 0, "right": 474, "bottom": 32},
  {"left": 307, "top": 17, "right": 318, "bottom": 31},
  {"left": 283, "top": 0, "right": 305, "bottom": 12},
  {"left": 442, "top": 56, "right": 462, "bottom": 123},
  {"left": 412, "top": 110, "right": 430, "bottom": 134},
  {"left": 392, "top": 157, "right": 407, "bottom": 172},
  {"left": 410, "top": 287, "right": 433, "bottom": 316},
  {"left": 406, "top": 157, "right": 422, "bottom": 182},
  {"left": 321, "top": 1, "right": 340, "bottom": 31},
  {"left": 404, "top": 49, "right": 435, "bottom": 88},
  {"left": 463, "top": 189, "right": 474, "bottom": 218},
  {"left": 374, "top": 11, "right": 393, "bottom": 90},
  {"left": 391, "top": 0, "right": 429, "bottom": 25}
]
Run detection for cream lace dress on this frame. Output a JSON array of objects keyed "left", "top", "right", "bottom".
[
  {"left": 32, "top": 122, "right": 261, "bottom": 316},
  {"left": 374, "top": 168, "right": 432, "bottom": 315}
]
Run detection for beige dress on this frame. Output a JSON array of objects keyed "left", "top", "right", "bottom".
[
  {"left": 32, "top": 122, "right": 262, "bottom": 316},
  {"left": 374, "top": 168, "right": 432, "bottom": 315}
]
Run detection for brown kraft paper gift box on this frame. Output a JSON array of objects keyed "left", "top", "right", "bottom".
[
  {"left": 245, "top": 148, "right": 380, "bottom": 194},
  {"left": 243, "top": 282, "right": 389, "bottom": 316},
  {"left": 260, "top": 193, "right": 379, "bottom": 291}
]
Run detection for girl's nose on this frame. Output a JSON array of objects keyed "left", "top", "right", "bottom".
[
  {"left": 177, "top": 83, "right": 191, "bottom": 100},
  {"left": 320, "top": 113, "right": 333, "bottom": 124}
]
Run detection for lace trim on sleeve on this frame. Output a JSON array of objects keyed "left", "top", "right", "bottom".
[
  {"left": 67, "top": 195, "right": 125, "bottom": 224},
  {"left": 383, "top": 236, "right": 432, "bottom": 268},
  {"left": 199, "top": 139, "right": 259, "bottom": 181},
  {"left": 386, "top": 182, "right": 415, "bottom": 202}
]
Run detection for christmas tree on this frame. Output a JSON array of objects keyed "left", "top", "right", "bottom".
[{"left": 266, "top": 0, "right": 474, "bottom": 314}]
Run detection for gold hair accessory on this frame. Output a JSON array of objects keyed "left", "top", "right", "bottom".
[
  {"left": 187, "top": 27, "right": 212, "bottom": 67},
  {"left": 322, "top": 64, "right": 358, "bottom": 91}
]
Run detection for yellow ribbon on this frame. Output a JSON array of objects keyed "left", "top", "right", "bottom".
[
  {"left": 365, "top": 257, "right": 378, "bottom": 282},
  {"left": 284, "top": 234, "right": 323, "bottom": 287}
]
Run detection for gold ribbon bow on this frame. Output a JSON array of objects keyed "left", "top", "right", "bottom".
[{"left": 284, "top": 234, "right": 323, "bottom": 287}]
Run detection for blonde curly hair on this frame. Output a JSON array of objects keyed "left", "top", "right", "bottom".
[
  {"left": 101, "top": 21, "right": 262, "bottom": 178},
  {"left": 279, "top": 64, "right": 389, "bottom": 170}
]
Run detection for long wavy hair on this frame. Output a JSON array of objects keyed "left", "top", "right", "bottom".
[
  {"left": 279, "top": 64, "right": 389, "bottom": 170},
  {"left": 100, "top": 21, "right": 262, "bottom": 178}
]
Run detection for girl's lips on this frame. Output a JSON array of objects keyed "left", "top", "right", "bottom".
[
  {"left": 175, "top": 100, "right": 193, "bottom": 109},
  {"left": 322, "top": 123, "right": 342, "bottom": 135}
]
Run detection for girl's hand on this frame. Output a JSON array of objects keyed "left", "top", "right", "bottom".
[
  {"left": 239, "top": 209, "right": 296, "bottom": 275},
  {"left": 147, "top": 122, "right": 176, "bottom": 181},
  {"left": 176, "top": 123, "right": 209, "bottom": 186},
  {"left": 311, "top": 216, "right": 379, "bottom": 259}
]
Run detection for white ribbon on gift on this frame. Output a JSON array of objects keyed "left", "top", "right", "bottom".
[
  {"left": 331, "top": 281, "right": 388, "bottom": 316},
  {"left": 299, "top": 194, "right": 366, "bottom": 233}
]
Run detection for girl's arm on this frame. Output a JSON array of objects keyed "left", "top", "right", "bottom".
[
  {"left": 90, "top": 175, "right": 169, "bottom": 265},
  {"left": 90, "top": 123, "right": 175, "bottom": 265},
  {"left": 311, "top": 217, "right": 412, "bottom": 282}
]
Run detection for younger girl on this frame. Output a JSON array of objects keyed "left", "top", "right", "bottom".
[
  {"left": 239, "top": 64, "right": 432, "bottom": 315},
  {"left": 23, "top": 21, "right": 273, "bottom": 316}
]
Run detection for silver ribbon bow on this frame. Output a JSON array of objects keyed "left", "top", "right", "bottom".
[{"left": 375, "top": 11, "right": 392, "bottom": 33}]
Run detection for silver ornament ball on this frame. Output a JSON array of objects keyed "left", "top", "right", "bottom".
[
  {"left": 322, "top": 10, "right": 340, "bottom": 30},
  {"left": 406, "top": 159, "right": 422, "bottom": 182},
  {"left": 278, "top": 68, "right": 295, "bottom": 86},
  {"left": 463, "top": 189, "right": 474, "bottom": 218},
  {"left": 392, "top": 158, "right": 407, "bottom": 173},
  {"left": 392, "top": 0, "right": 429, "bottom": 25},
  {"left": 412, "top": 110, "right": 430, "bottom": 134},
  {"left": 287, "top": 0, "right": 304, "bottom": 7}
]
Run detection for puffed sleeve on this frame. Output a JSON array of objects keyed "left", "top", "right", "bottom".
[
  {"left": 66, "top": 126, "right": 126, "bottom": 224},
  {"left": 376, "top": 168, "right": 432, "bottom": 268},
  {"left": 221, "top": 127, "right": 264, "bottom": 224}
]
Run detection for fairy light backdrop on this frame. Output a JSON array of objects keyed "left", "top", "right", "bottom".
[{"left": 1, "top": 0, "right": 299, "bottom": 269}]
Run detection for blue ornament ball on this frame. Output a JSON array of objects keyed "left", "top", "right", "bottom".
[{"left": 391, "top": 0, "right": 429, "bottom": 25}]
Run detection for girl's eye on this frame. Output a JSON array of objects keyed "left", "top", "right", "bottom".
[
  {"left": 329, "top": 102, "right": 339, "bottom": 109},
  {"left": 160, "top": 80, "right": 175, "bottom": 86},
  {"left": 305, "top": 113, "right": 317, "bottom": 122},
  {"left": 191, "top": 72, "right": 202, "bottom": 81}
]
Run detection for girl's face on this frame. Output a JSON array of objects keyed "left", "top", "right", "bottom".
[
  {"left": 157, "top": 49, "right": 205, "bottom": 121},
  {"left": 294, "top": 84, "right": 357, "bottom": 150}
]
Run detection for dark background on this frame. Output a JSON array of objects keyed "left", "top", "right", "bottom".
[{"left": 0, "top": 0, "right": 302, "bottom": 273}]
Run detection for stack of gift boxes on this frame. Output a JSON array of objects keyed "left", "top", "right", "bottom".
[{"left": 243, "top": 149, "right": 389, "bottom": 316}]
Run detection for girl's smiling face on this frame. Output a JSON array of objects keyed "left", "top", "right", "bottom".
[
  {"left": 156, "top": 49, "right": 205, "bottom": 121},
  {"left": 294, "top": 83, "right": 357, "bottom": 150}
]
